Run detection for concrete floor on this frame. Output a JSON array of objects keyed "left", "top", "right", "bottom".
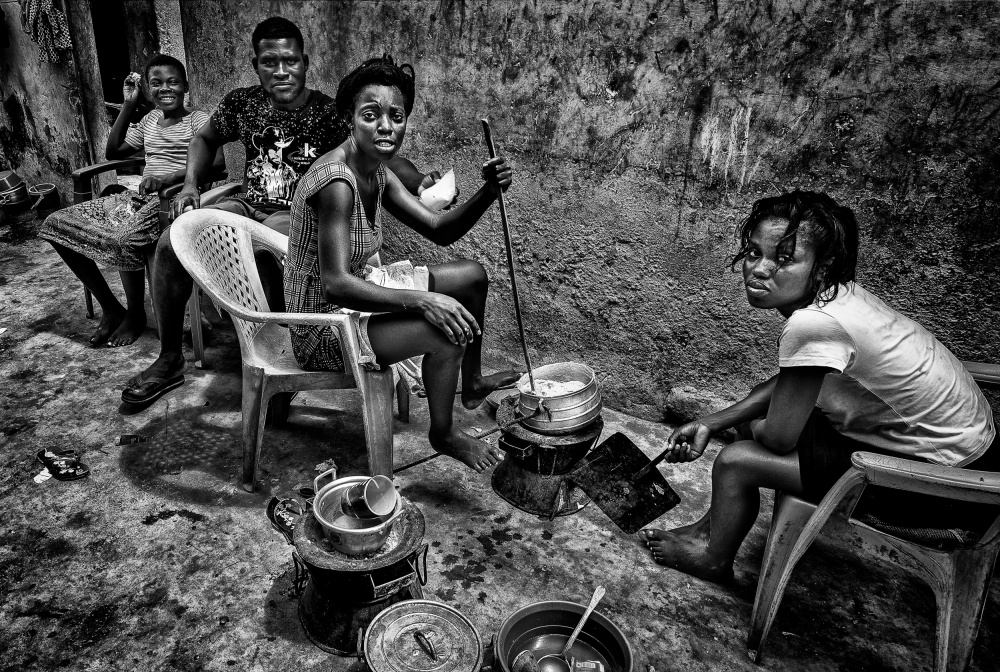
[{"left": 1, "top": 220, "right": 999, "bottom": 672}]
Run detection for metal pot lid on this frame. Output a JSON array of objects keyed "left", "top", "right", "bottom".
[{"left": 365, "top": 600, "right": 482, "bottom": 672}]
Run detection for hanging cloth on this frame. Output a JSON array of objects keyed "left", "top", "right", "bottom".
[{"left": 20, "top": 0, "right": 73, "bottom": 63}]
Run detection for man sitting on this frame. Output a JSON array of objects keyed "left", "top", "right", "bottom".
[{"left": 121, "top": 16, "right": 440, "bottom": 409}]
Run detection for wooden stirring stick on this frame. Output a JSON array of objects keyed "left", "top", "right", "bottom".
[{"left": 481, "top": 118, "right": 536, "bottom": 393}]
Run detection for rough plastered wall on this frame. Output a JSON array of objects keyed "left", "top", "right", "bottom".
[
  {"left": 0, "top": 0, "right": 95, "bottom": 199},
  {"left": 179, "top": 0, "right": 1000, "bottom": 421}
]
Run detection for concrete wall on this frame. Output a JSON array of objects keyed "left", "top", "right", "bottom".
[
  {"left": 0, "top": 0, "right": 190, "bottom": 204},
  {"left": 0, "top": 0, "right": 96, "bottom": 199},
  {"left": 158, "top": 1, "right": 1000, "bottom": 419}
]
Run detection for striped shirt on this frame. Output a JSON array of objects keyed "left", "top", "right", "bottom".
[{"left": 124, "top": 109, "right": 209, "bottom": 179}]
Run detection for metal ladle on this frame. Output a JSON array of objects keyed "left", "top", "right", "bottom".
[{"left": 512, "top": 585, "right": 606, "bottom": 672}]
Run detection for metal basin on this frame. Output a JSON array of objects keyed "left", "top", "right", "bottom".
[{"left": 494, "top": 601, "right": 632, "bottom": 672}]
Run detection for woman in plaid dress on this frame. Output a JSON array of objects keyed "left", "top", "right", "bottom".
[{"left": 285, "top": 55, "right": 519, "bottom": 473}]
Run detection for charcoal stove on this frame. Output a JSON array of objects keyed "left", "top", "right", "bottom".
[
  {"left": 491, "top": 410, "right": 604, "bottom": 519},
  {"left": 293, "top": 496, "right": 428, "bottom": 656}
]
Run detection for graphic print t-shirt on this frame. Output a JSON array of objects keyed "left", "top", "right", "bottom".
[{"left": 211, "top": 86, "right": 348, "bottom": 207}]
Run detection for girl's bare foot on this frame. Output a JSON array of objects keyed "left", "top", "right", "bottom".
[
  {"left": 639, "top": 529, "right": 734, "bottom": 584},
  {"left": 669, "top": 513, "right": 711, "bottom": 541},
  {"left": 429, "top": 427, "right": 504, "bottom": 472},
  {"left": 89, "top": 311, "right": 124, "bottom": 346},
  {"left": 108, "top": 312, "right": 147, "bottom": 347},
  {"left": 460, "top": 370, "right": 522, "bottom": 409}
]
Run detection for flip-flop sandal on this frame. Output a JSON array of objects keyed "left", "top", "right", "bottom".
[
  {"left": 266, "top": 497, "right": 304, "bottom": 545},
  {"left": 121, "top": 373, "right": 185, "bottom": 408},
  {"left": 36, "top": 449, "right": 90, "bottom": 481}
]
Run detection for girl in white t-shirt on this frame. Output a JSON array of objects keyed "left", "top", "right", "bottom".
[{"left": 640, "top": 190, "right": 995, "bottom": 584}]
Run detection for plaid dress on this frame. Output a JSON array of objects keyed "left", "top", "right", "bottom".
[{"left": 284, "top": 159, "right": 385, "bottom": 371}]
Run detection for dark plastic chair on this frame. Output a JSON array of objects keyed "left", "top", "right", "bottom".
[{"left": 71, "top": 159, "right": 234, "bottom": 365}]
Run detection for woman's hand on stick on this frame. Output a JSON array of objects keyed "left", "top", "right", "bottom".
[
  {"left": 481, "top": 156, "right": 512, "bottom": 196},
  {"left": 419, "top": 293, "right": 481, "bottom": 346},
  {"left": 666, "top": 422, "right": 711, "bottom": 463}
]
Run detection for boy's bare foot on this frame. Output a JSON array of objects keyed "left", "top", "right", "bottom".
[
  {"left": 89, "top": 311, "right": 124, "bottom": 346},
  {"left": 640, "top": 528, "right": 734, "bottom": 585},
  {"left": 429, "top": 427, "right": 504, "bottom": 472},
  {"left": 460, "top": 370, "right": 522, "bottom": 409},
  {"left": 108, "top": 312, "right": 147, "bottom": 347}
]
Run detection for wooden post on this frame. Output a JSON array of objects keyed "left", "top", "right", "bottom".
[
  {"left": 62, "top": 0, "right": 109, "bottom": 167},
  {"left": 122, "top": 0, "right": 160, "bottom": 74}
]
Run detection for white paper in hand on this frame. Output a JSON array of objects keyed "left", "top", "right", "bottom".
[{"left": 419, "top": 169, "right": 456, "bottom": 212}]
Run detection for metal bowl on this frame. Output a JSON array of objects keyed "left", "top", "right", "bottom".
[
  {"left": 313, "top": 475, "right": 401, "bottom": 556},
  {"left": 494, "top": 601, "right": 633, "bottom": 672},
  {"left": 517, "top": 362, "right": 602, "bottom": 435}
]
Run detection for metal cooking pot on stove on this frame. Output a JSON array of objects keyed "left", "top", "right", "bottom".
[{"left": 517, "top": 362, "right": 602, "bottom": 435}]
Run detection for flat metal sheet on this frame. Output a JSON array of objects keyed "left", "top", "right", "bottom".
[{"left": 570, "top": 432, "right": 681, "bottom": 534}]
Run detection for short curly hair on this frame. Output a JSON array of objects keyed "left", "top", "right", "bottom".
[
  {"left": 335, "top": 54, "right": 416, "bottom": 124},
  {"left": 730, "top": 190, "right": 859, "bottom": 303},
  {"left": 144, "top": 54, "right": 187, "bottom": 85},
  {"left": 251, "top": 16, "right": 304, "bottom": 54}
]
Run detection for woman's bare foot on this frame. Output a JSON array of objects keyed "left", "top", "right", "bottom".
[
  {"left": 108, "top": 312, "right": 147, "bottom": 347},
  {"left": 639, "top": 529, "right": 734, "bottom": 584},
  {"left": 89, "top": 311, "right": 124, "bottom": 346},
  {"left": 460, "top": 370, "right": 522, "bottom": 409},
  {"left": 429, "top": 427, "right": 504, "bottom": 473}
]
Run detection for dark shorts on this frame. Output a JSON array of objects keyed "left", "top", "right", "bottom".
[
  {"left": 797, "top": 410, "right": 1000, "bottom": 533},
  {"left": 206, "top": 197, "right": 290, "bottom": 236}
]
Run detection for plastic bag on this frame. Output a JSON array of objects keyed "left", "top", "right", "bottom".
[{"left": 419, "top": 169, "right": 456, "bottom": 212}]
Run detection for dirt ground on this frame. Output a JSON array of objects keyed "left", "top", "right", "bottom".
[{"left": 1, "top": 217, "right": 998, "bottom": 671}]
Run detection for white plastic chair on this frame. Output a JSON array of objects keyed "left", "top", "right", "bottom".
[
  {"left": 747, "top": 366, "right": 1000, "bottom": 671},
  {"left": 170, "top": 209, "right": 397, "bottom": 492}
]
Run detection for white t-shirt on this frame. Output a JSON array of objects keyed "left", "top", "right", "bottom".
[{"left": 779, "top": 283, "right": 995, "bottom": 465}]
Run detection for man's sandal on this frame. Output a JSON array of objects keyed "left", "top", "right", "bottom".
[
  {"left": 121, "top": 373, "right": 184, "bottom": 409},
  {"left": 36, "top": 449, "right": 90, "bottom": 481},
  {"left": 266, "top": 497, "right": 304, "bottom": 545}
]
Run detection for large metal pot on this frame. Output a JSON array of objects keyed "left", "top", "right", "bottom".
[
  {"left": 494, "top": 601, "right": 633, "bottom": 672},
  {"left": 517, "top": 362, "right": 602, "bottom": 435}
]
